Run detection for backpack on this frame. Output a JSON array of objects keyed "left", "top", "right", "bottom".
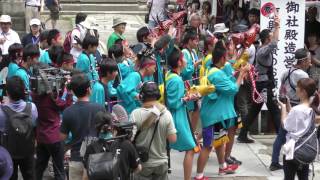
[
  {"left": 294, "top": 111, "right": 319, "bottom": 165},
  {"left": 0, "top": 103, "right": 34, "bottom": 159},
  {"left": 63, "top": 27, "right": 80, "bottom": 53},
  {"left": 87, "top": 140, "right": 120, "bottom": 180}
]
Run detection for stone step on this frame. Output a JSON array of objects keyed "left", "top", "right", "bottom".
[
  {"left": 59, "top": 3, "right": 146, "bottom": 12},
  {"left": 42, "top": 10, "right": 147, "bottom": 15},
  {"left": 60, "top": 0, "right": 147, "bottom": 3}
]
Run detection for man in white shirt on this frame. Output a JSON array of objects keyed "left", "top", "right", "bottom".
[
  {"left": 0, "top": 15, "right": 21, "bottom": 56},
  {"left": 25, "top": 0, "right": 41, "bottom": 32}
]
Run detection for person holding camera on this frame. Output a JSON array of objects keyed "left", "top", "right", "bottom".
[
  {"left": 269, "top": 49, "right": 311, "bottom": 171},
  {"left": 131, "top": 82, "right": 177, "bottom": 180},
  {"left": 84, "top": 111, "right": 141, "bottom": 180},
  {"left": 238, "top": 15, "right": 281, "bottom": 144},
  {"left": 279, "top": 78, "right": 320, "bottom": 180},
  {"left": 60, "top": 73, "right": 106, "bottom": 180},
  {"left": 31, "top": 45, "right": 73, "bottom": 180}
]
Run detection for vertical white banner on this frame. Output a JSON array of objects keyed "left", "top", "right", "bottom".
[{"left": 260, "top": 0, "right": 305, "bottom": 90}]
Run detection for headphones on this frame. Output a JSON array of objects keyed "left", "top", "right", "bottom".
[{"left": 139, "top": 81, "right": 161, "bottom": 101}]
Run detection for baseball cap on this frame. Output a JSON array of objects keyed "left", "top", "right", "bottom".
[
  {"left": 29, "top": 18, "right": 41, "bottom": 26},
  {"left": 0, "top": 146, "right": 13, "bottom": 179}
]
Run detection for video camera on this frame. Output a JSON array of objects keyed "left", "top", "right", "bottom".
[
  {"left": 30, "top": 67, "right": 71, "bottom": 95},
  {"left": 112, "top": 121, "right": 135, "bottom": 140}
]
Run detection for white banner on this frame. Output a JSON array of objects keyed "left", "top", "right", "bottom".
[{"left": 260, "top": 0, "right": 305, "bottom": 90}]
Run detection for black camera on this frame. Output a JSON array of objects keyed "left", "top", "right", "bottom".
[
  {"left": 279, "top": 95, "right": 288, "bottom": 104},
  {"left": 30, "top": 67, "right": 71, "bottom": 95}
]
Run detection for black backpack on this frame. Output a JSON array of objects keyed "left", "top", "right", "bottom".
[
  {"left": 0, "top": 103, "right": 34, "bottom": 159},
  {"left": 294, "top": 111, "right": 319, "bottom": 165}
]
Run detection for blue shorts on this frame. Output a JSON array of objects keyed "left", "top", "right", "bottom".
[{"left": 202, "top": 118, "right": 237, "bottom": 148}]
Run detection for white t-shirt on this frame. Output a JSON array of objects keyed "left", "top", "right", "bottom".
[
  {"left": 280, "top": 68, "right": 309, "bottom": 105},
  {"left": 0, "top": 29, "right": 21, "bottom": 55},
  {"left": 25, "top": 0, "right": 41, "bottom": 6},
  {"left": 284, "top": 104, "right": 313, "bottom": 141},
  {"left": 70, "top": 24, "right": 87, "bottom": 62}
]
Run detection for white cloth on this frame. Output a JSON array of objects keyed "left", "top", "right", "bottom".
[
  {"left": 283, "top": 138, "right": 295, "bottom": 160},
  {"left": 25, "top": 0, "right": 41, "bottom": 6},
  {"left": 248, "top": 44, "right": 256, "bottom": 65},
  {"left": 0, "top": 29, "right": 21, "bottom": 55},
  {"left": 283, "top": 104, "right": 313, "bottom": 158},
  {"left": 70, "top": 24, "right": 87, "bottom": 62}
]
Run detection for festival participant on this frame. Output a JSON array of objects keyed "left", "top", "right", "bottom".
[
  {"left": 76, "top": 35, "right": 99, "bottom": 82},
  {"left": 39, "top": 30, "right": 49, "bottom": 57},
  {"left": 195, "top": 43, "right": 249, "bottom": 179},
  {"left": 166, "top": 46, "right": 197, "bottom": 180},
  {"left": 22, "top": 18, "right": 41, "bottom": 47},
  {"left": 107, "top": 17, "right": 126, "bottom": 49},
  {"left": 39, "top": 29, "right": 63, "bottom": 65},
  {"left": 7, "top": 43, "right": 23, "bottom": 78},
  {"left": 180, "top": 28, "right": 202, "bottom": 131},
  {"left": 280, "top": 78, "right": 320, "bottom": 180},
  {"left": 117, "top": 55, "right": 156, "bottom": 114},
  {"left": 15, "top": 44, "right": 40, "bottom": 94},
  {"left": 90, "top": 58, "right": 118, "bottom": 108}
]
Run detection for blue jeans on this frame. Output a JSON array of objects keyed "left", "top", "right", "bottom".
[{"left": 271, "top": 126, "right": 287, "bottom": 163}]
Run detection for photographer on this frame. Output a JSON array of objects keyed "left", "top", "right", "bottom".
[
  {"left": 31, "top": 45, "right": 73, "bottom": 180},
  {"left": 84, "top": 111, "right": 141, "bottom": 180},
  {"left": 131, "top": 82, "right": 176, "bottom": 180},
  {"left": 238, "top": 15, "right": 281, "bottom": 144},
  {"left": 60, "top": 73, "right": 105, "bottom": 180}
]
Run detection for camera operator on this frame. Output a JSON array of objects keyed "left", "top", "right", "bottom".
[
  {"left": 131, "top": 82, "right": 176, "bottom": 180},
  {"left": 15, "top": 44, "right": 40, "bottom": 99},
  {"left": 31, "top": 45, "right": 73, "bottom": 180},
  {"left": 84, "top": 111, "right": 141, "bottom": 180},
  {"left": 60, "top": 73, "right": 106, "bottom": 180}
]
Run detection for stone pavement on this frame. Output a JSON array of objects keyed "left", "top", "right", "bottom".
[{"left": 168, "top": 135, "right": 320, "bottom": 180}]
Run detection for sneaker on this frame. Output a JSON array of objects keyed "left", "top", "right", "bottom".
[
  {"left": 194, "top": 176, "right": 209, "bottom": 180},
  {"left": 219, "top": 164, "right": 238, "bottom": 175},
  {"left": 230, "top": 156, "right": 242, "bottom": 165},
  {"left": 226, "top": 156, "right": 242, "bottom": 165},
  {"left": 237, "top": 136, "right": 255, "bottom": 143},
  {"left": 269, "top": 162, "right": 283, "bottom": 171}
]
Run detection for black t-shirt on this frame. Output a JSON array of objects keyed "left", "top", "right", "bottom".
[
  {"left": 84, "top": 139, "right": 140, "bottom": 179},
  {"left": 60, "top": 101, "right": 106, "bottom": 161}
]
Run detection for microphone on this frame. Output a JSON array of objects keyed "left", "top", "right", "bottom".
[{"left": 154, "top": 35, "right": 172, "bottom": 51}]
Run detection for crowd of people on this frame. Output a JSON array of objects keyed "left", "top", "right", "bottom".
[{"left": 0, "top": 0, "right": 320, "bottom": 180}]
